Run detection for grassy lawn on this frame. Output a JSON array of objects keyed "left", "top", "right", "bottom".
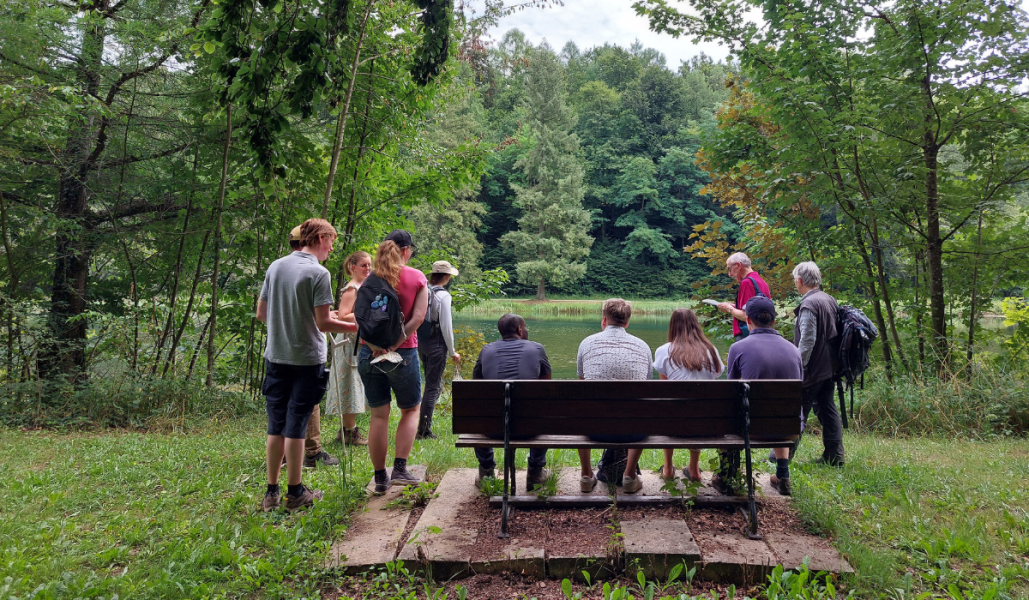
[{"left": 2, "top": 405, "right": 1027, "bottom": 598}]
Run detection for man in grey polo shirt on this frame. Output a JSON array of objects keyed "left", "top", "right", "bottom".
[{"left": 256, "top": 219, "right": 356, "bottom": 512}]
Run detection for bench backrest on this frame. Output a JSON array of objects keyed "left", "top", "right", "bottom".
[{"left": 452, "top": 380, "right": 802, "bottom": 438}]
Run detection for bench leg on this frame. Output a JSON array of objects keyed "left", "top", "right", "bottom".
[
  {"left": 499, "top": 446, "right": 515, "bottom": 539},
  {"left": 744, "top": 448, "right": 761, "bottom": 540},
  {"left": 499, "top": 382, "right": 513, "bottom": 539}
]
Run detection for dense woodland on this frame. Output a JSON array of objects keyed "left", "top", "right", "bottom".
[{"left": 1, "top": 0, "right": 1027, "bottom": 424}]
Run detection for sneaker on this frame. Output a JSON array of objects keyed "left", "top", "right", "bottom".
[
  {"left": 261, "top": 490, "right": 281, "bottom": 512},
  {"left": 371, "top": 474, "right": 389, "bottom": 496},
  {"left": 770, "top": 474, "right": 792, "bottom": 496},
  {"left": 580, "top": 474, "right": 598, "bottom": 493},
  {"left": 390, "top": 466, "right": 422, "bottom": 487},
  {"left": 526, "top": 467, "right": 552, "bottom": 492},
  {"left": 343, "top": 427, "right": 369, "bottom": 446},
  {"left": 284, "top": 485, "right": 323, "bottom": 512},
  {"left": 304, "top": 451, "right": 340, "bottom": 468},
  {"left": 621, "top": 475, "right": 643, "bottom": 494},
  {"left": 474, "top": 466, "right": 495, "bottom": 489},
  {"left": 415, "top": 430, "right": 438, "bottom": 440}
]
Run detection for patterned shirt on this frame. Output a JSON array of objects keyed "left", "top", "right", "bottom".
[{"left": 576, "top": 326, "right": 654, "bottom": 380}]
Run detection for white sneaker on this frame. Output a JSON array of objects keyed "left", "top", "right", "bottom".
[
  {"left": 580, "top": 474, "right": 598, "bottom": 493},
  {"left": 621, "top": 475, "right": 643, "bottom": 494}
]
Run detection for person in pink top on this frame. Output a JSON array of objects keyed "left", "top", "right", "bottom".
[
  {"left": 717, "top": 252, "right": 772, "bottom": 342},
  {"left": 358, "top": 229, "right": 429, "bottom": 495}
]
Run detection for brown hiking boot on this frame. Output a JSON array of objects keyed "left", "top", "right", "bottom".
[
  {"left": 343, "top": 427, "right": 369, "bottom": 446},
  {"left": 284, "top": 486, "right": 324, "bottom": 512},
  {"left": 526, "top": 467, "right": 552, "bottom": 492},
  {"left": 770, "top": 475, "right": 792, "bottom": 496},
  {"left": 261, "top": 490, "right": 281, "bottom": 512}
]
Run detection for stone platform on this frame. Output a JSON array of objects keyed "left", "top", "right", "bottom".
[{"left": 328, "top": 467, "right": 852, "bottom": 583}]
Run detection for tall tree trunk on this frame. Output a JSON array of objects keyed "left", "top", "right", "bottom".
[
  {"left": 1, "top": 190, "right": 18, "bottom": 383},
  {"left": 922, "top": 76, "right": 947, "bottom": 369},
  {"left": 321, "top": 0, "right": 375, "bottom": 218},
  {"left": 207, "top": 105, "right": 232, "bottom": 387},
  {"left": 536, "top": 278, "right": 546, "bottom": 301},
  {"left": 152, "top": 149, "right": 199, "bottom": 376},
  {"left": 165, "top": 231, "right": 210, "bottom": 377},
  {"left": 965, "top": 210, "right": 984, "bottom": 370},
  {"left": 853, "top": 225, "right": 895, "bottom": 378},
  {"left": 42, "top": 5, "right": 108, "bottom": 380}
]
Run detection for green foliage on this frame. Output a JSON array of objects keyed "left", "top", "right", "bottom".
[
  {"left": 635, "top": 0, "right": 1029, "bottom": 373},
  {"left": 477, "top": 474, "right": 504, "bottom": 497},
  {"left": 500, "top": 45, "right": 593, "bottom": 299},
  {"left": 0, "top": 375, "right": 257, "bottom": 429},
  {"left": 854, "top": 364, "right": 1029, "bottom": 438},
  {"left": 385, "top": 481, "right": 439, "bottom": 510}
]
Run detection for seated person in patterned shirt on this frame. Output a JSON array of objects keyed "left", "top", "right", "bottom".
[{"left": 575, "top": 299, "right": 655, "bottom": 494}]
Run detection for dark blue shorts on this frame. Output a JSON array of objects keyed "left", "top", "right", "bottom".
[
  {"left": 357, "top": 346, "right": 422, "bottom": 410},
  {"left": 263, "top": 360, "right": 329, "bottom": 439}
]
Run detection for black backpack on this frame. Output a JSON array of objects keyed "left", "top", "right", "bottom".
[
  {"left": 833, "top": 305, "right": 878, "bottom": 427},
  {"left": 416, "top": 285, "right": 444, "bottom": 343},
  {"left": 354, "top": 273, "right": 405, "bottom": 350}
]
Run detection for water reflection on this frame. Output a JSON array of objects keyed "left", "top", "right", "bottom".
[{"left": 453, "top": 314, "right": 732, "bottom": 380}]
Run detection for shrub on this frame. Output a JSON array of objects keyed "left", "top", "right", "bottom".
[{"left": 0, "top": 375, "right": 258, "bottom": 429}]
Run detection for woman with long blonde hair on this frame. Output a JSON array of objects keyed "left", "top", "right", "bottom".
[
  {"left": 653, "top": 308, "right": 724, "bottom": 481},
  {"left": 325, "top": 251, "right": 372, "bottom": 446},
  {"left": 358, "top": 230, "right": 429, "bottom": 495}
]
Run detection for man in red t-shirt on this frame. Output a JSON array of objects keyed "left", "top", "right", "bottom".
[{"left": 717, "top": 252, "right": 772, "bottom": 342}]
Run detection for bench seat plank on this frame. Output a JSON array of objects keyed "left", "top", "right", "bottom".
[{"left": 455, "top": 433, "right": 797, "bottom": 450}]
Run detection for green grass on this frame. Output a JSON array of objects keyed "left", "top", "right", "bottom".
[
  {"left": 457, "top": 298, "right": 692, "bottom": 317},
  {"left": 2, "top": 399, "right": 1028, "bottom": 599}
]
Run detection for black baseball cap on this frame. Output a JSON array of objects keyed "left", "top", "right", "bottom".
[
  {"left": 744, "top": 295, "right": 777, "bottom": 320},
  {"left": 385, "top": 229, "right": 413, "bottom": 248}
]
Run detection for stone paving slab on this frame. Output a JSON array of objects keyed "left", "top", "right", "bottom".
[
  {"left": 547, "top": 554, "right": 618, "bottom": 582},
  {"left": 326, "top": 465, "right": 426, "bottom": 574},
  {"left": 397, "top": 468, "right": 479, "bottom": 580},
  {"left": 695, "top": 533, "right": 777, "bottom": 585},
  {"left": 765, "top": 533, "right": 854, "bottom": 574},
  {"left": 471, "top": 544, "right": 546, "bottom": 578},
  {"left": 622, "top": 517, "right": 701, "bottom": 580}
]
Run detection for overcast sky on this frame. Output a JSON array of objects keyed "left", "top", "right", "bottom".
[
  {"left": 467, "top": 0, "right": 1029, "bottom": 70},
  {"left": 467, "top": 0, "right": 735, "bottom": 68}
]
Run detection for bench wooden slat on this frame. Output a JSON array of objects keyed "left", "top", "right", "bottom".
[
  {"left": 452, "top": 397, "right": 800, "bottom": 419},
  {"left": 452, "top": 415, "right": 800, "bottom": 438},
  {"left": 452, "top": 379, "right": 802, "bottom": 402},
  {"left": 455, "top": 433, "right": 797, "bottom": 450}
]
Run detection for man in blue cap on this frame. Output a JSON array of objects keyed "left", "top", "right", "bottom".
[{"left": 724, "top": 295, "right": 803, "bottom": 495}]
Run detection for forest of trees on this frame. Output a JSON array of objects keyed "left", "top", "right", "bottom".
[{"left": 1, "top": 0, "right": 1027, "bottom": 423}]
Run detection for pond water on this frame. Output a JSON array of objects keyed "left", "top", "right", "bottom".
[{"left": 452, "top": 314, "right": 732, "bottom": 380}]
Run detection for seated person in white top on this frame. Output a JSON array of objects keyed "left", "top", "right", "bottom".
[{"left": 653, "top": 308, "right": 724, "bottom": 482}]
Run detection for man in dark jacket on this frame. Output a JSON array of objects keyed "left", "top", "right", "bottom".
[
  {"left": 471, "top": 314, "right": 552, "bottom": 492},
  {"left": 792, "top": 261, "right": 845, "bottom": 466}
]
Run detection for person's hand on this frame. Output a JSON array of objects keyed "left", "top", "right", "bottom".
[
  {"left": 329, "top": 310, "right": 339, "bottom": 320},
  {"left": 717, "top": 302, "right": 734, "bottom": 314},
  {"left": 452, "top": 353, "right": 461, "bottom": 364}
]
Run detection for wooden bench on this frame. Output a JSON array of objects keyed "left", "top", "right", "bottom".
[{"left": 452, "top": 379, "right": 802, "bottom": 540}]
